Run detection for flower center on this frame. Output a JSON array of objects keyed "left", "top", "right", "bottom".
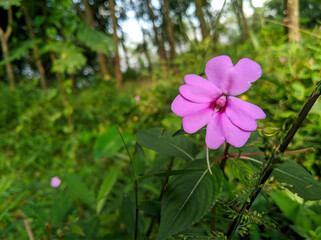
[{"left": 209, "top": 95, "right": 227, "bottom": 112}]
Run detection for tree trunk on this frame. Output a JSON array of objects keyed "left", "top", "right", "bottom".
[
  {"left": 233, "top": 0, "right": 250, "bottom": 41},
  {"left": 120, "top": 30, "right": 130, "bottom": 69},
  {"left": 0, "top": 7, "right": 15, "bottom": 90},
  {"left": 187, "top": 14, "right": 199, "bottom": 42},
  {"left": 130, "top": 0, "right": 152, "bottom": 73},
  {"left": 145, "top": 0, "right": 167, "bottom": 61},
  {"left": 22, "top": 0, "right": 47, "bottom": 90},
  {"left": 284, "top": 0, "right": 300, "bottom": 42},
  {"left": 193, "top": 0, "right": 209, "bottom": 40},
  {"left": 80, "top": 0, "right": 110, "bottom": 80},
  {"left": 109, "top": 0, "right": 122, "bottom": 89},
  {"left": 164, "top": 0, "right": 176, "bottom": 59},
  {"left": 142, "top": 29, "right": 153, "bottom": 73}
]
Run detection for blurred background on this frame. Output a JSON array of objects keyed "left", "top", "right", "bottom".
[{"left": 0, "top": 0, "right": 321, "bottom": 239}]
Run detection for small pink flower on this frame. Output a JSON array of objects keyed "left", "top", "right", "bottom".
[
  {"left": 171, "top": 55, "right": 266, "bottom": 149},
  {"left": 50, "top": 176, "right": 61, "bottom": 188},
  {"left": 135, "top": 95, "right": 140, "bottom": 101},
  {"left": 280, "top": 57, "right": 286, "bottom": 64}
]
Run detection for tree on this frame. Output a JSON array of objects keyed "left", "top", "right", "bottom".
[
  {"left": 233, "top": 0, "right": 250, "bottom": 41},
  {"left": 193, "top": 0, "right": 209, "bottom": 40},
  {"left": 130, "top": 0, "right": 152, "bottom": 72},
  {"left": 78, "top": 0, "right": 110, "bottom": 80},
  {"left": 22, "top": 0, "right": 47, "bottom": 90},
  {"left": 164, "top": 0, "right": 176, "bottom": 59},
  {"left": 284, "top": 0, "right": 300, "bottom": 42},
  {"left": 0, "top": 6, "right": 15, "bottom": 90},
  {"left": 145, "top": 0, "right": 166, "bottom": 61},
  {"left": 109, "top": 0, "right": 123, "bottom": 89}
]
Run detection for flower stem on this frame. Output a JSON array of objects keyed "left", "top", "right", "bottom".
[
  {"left": 226, "top": 81, "right": 321, "bottom": 239},
  {"left": 206, "top": 147, "right": 213, "bottom": 174}
]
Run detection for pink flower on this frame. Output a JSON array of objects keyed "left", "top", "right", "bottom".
[
  {"left": 135, "top": 95, "right": 140, "bottom": 101},
  {"left": 171, "top": 55, "right": 266, "bottom": 149},
  {"left": 50, "top": 176, "right": 61, "bottom": 188}
]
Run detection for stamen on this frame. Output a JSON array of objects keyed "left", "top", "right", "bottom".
[{"left": 214, "top": 105, "right": 221, "bottom": 112}]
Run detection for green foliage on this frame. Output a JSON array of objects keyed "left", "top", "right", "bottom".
[
  {"left": 158, "top": 162, "right": 223, "bottom": 240},
  {"left": 65, "top": 173, "right": 96, "bottom": 207},
  {"left": 1, "top": 2, "right": 321, "bottom": 239},
  {"left": 96, "top": 166, "right": 119, "bottom": 214},
  {"left": 41, "top": 42, "right": 86, "bottom": 74},
  {"left": 137, "top": 128, "right": 196, "bottom": 161},
  {"left": 273, "top": 160, "right": 321, "bottom": 200},
  {"left": 0, "top": 39, "right": 41, "bottom": 66},
  {"left": 93, "top": 125, "right": 124, "bottom": 160},
  {"left": 77, "top": 22, "right": 115, "bottom": 56},
  {"left": 0, "top": 0, "right": 21, "bottom": 9}
]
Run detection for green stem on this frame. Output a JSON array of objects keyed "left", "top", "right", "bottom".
[
  {"left": 226, "top": 81, "right": 321, "bottom": 239},
  {"left": 146, "top": 157, "right": 175, "bottom": 237},
  {"left": 118, "top": 128, "right": 138, "bottom": 240}
]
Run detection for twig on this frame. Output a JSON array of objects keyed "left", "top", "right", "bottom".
[
  {"left": 24, "top": 219, "right": 35, "bottom": 240},
  {"left": 264, "top": 19, "right": 321, "bottom": 39},
  {"left": 226, "top": 81, "right": 321, "bottom": 239},
  {"left": 228, "top": 147, "right": 315, "bottom": 157}
]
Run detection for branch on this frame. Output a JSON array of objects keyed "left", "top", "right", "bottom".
[
  {"left": 228, "top": 147, "right": 315, "bottom": 157},
  {"left": 5, "top": 7, "right": 13, "bottom": 39},
  {"left": 24, "top": 219, "right": 35, "bottom": 240},
  {"left": 226, "top": 81, "right": 321, "bottom": 239}
]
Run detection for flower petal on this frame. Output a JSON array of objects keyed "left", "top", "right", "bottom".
[
  {"left": 171, "top": 95, "right": 209, "bottom": 117},
  {"left": 205, "top": 113, "right": 225, "bottom": 149},
  {"left": 227, "top": 96, "right": 266, "bottom": 119},
  {"left": 205, "top": 56, "right": 262, "bottom": 96},
  {"left": 179, "top": 74, "right": 222, "bottom": 103},
  {"left": 183, "top": 108, "right": 213, "bottom": 134},
  {"left": 221, "top": 113, "right": 251, "bottom": 148},
  {"left": 225, "top": 102, "right": 257, "bottom": 131},
  {"left": 205, "top": 55, "right": 234, "bottom": 93},
  {"left": 229, "top": 58, "right": 262, "bottom": 96}
]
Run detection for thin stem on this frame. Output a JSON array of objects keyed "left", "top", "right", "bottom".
[
  {"left": 226, "top": 81, "right": 321, "bottom": 239},
  {"left": 228, "top": 147, "right": 314, "bottom": 157},
  {"left": 117, "top": 128, "right": 138, "bottom": 240},
  {"left": 210, "top": 156, "right": 226, "bottom": 167},
  {"left": 206, "top": 147, "right": 213, "bottom": 174},
  {"left": 264, "top": 19, "right": 321, "bottom": 39},
  {"left": 210, "top": 143, "right": 230, "bottom": 232},
  {"left": 146, "top": 157, "right": 175, "bottom": 237}
]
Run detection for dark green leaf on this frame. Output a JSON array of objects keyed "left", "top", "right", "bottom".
[
  {"left": 227, "top": 158, "right": 254, "bottom": 183},
  {"left": 96, "top": 166, "right": 119, "bottom": 214},
  {"left": 273, "top": 160, "right": 321, "bottom": 200},
  {"left": 65, "top": 173, "right": 95, "bottom": 207},
  {"left": 70, "top": 223, "right": 85, "bottom": 236},
  {"left": 139, "top": 200, "right": 161, "bottom": 218},
  {"left": 137, "top": 128, "right": 195, "bottom": 161},
  {"left": 50, "top": 193, "right": 72, "bottom": 224},
  {"left": 157, "top": 160, "right": 223, "bottom": 240},
  {"left": 133, "top": 143, "right": 146, "bottom": 179},
  {"left": 0, "top": 219, "right": 23, "bottom": 237},
  {"left": 120, "top": 195, "right": 135, "bottom": 240},
  {"left": 93, "top": 125, "right": 123, "bottom": 160}
]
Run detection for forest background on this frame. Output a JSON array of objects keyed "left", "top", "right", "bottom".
[{"left": 1, "top": 0, "right": 321, "bottom": 239}]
